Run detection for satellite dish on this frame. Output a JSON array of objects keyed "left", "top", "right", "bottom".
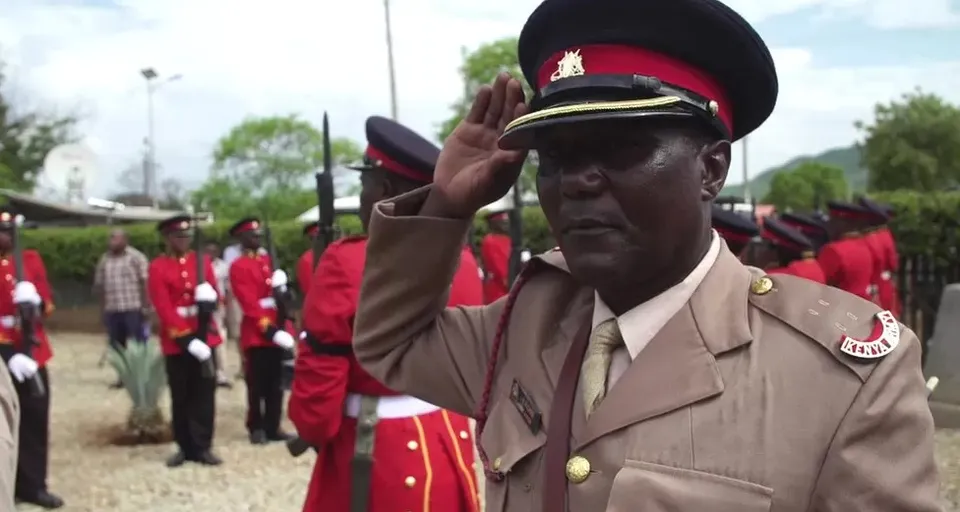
[{"left": 39, "top": 143, "right": 99, "bottom": 204}]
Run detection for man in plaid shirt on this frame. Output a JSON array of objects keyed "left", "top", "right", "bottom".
[{"left": 94, "top": 229, "right": 149, "bottom": 386}]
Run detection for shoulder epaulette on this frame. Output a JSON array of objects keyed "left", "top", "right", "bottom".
[{"left": 747, "top": 272, "right": 895, "bottom": 382}]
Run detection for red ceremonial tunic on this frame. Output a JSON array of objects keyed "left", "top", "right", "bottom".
[
  {"left": 148, "top": 251, "right": 223, "bottom": 356},
  {"left": 0, "top": 250, "right": 54, "bottom": 367},
  {"left": 817, "top": 236, "right": 876, "bottom": 301},
  {"left": 289, "top": 235, "right": 481, "bottom": 512},
  {"left": 480, "top": 233, "right": 510, "bottom": 304},
  {"left": 297, "top": 249, "right": 314, "bottom": 300},
  {"left": 864, "top": 228, "right": 901, "bottom": 317},
  {"left": 228, "top": 251, "right": 295, "bottom": 351},
  {"left": 767, "top": 257, "right": 826, "bottom": 284}
]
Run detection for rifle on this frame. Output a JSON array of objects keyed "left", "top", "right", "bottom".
[
  {"left": 289, "top": 111, "right": 337, "bottom": 458},
  {"left": 11, "top": 219, "right": 46, "bottom": 397},
  {"left": 263, "top": 215, "right": 295, "bottom": 389},
  {"left": 192, "top": 216, "right": 217, "bottom": 379},
  {"left": 507, "top": 181, "right": 525, "bottom": 285}
]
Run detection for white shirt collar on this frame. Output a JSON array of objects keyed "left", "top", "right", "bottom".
[{"left": 592, "top": 230, "right": 721, "bottom": 359}]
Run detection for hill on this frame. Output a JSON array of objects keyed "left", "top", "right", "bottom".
[{"left": 720, "top": 145, "right": 866, "bottom": 199}]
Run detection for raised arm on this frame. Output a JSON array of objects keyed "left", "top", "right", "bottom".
[{"left": 353, "top": 188, "right": 505, "bottom": 418}]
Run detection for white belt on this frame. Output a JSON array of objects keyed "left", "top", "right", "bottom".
[
  {"left": 0, "top": 316, "right": 15, "bottom": 328},
  {"left": 258, "top": 297, "right": 275, "bottom": 309},
  {"left": 881, "top": 271, "right": 892, "bottom": 280},
  {"left": 177, "top": 306, "right": 198, "bottom": 318},
  {"left": 343, "top": 394, "right": 439, "bottom": 419}
]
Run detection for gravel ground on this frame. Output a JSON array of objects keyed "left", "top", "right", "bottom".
[{"left": 15, "top": 331, "right": 960, "bottom": 511}]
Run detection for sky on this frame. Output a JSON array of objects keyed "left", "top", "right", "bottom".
[{"left": 0, "top": 0, "right": 958, "bottom": 199}]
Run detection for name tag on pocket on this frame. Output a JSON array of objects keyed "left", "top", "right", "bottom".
[{"left": 510, "top": 379, "right": 543, "bottom": 435}]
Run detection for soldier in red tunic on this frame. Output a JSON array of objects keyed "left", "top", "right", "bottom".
[
  {"left": 288, "top": 116, "right": 482, "bottom": 512},
  {"left": 859, "top": 198, "right": 901, "bottom": 317},
  {"left": 818, "top": 201, "right": 876, "bottom": 300},
  {"left": 147, "top": 215, "right": 223, "bottom": 467},
  {"left": 757, "top": 216, "right": 826, "bottom": 283},
  {"left": 0, "top": 208, "right": 64, "bottom": 509},
  {"left": 480, "top": 210, "right": 511, "bottom": 303},
  {"left": 297, "top": 222, "right": 319, "bottom": 300},
  {"left": 227, "top": 217, "right": 297, "bottom": 445},
  {"left": 711, "top": 205, "right": 758, "bottom": 260}
]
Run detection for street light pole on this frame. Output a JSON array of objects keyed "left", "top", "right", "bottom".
[
  {"left": 140, "top": 68, "right": 181, "bottom": 209},
  {"left": 383, "top": 0, "right": 398, "bottom": 120}
]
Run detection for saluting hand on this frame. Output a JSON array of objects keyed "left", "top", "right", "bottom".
[{"left": 425, "top": 73, "right": 529, "bottom": 218}]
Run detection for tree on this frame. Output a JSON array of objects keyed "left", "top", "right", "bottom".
[
  {"left": 210, "top": 114, "right": 362, "bottom": 190},
  {"left": 763, "top": 162, "right": 849, "bottom": 212},
  {"left": 196, "top": 115, "right": 364, "bottom": 220},
  {"left": 438, "top": 38, "right": 540, "bottom": 195},
  {"left": 0, "top": 60, "right": 79, "bottom": 191},
  {"left": 857, "top": 89, "right": 960, "bottom": 192}
]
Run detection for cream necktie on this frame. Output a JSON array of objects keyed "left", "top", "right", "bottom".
[{"left": 580, "top": 318, "right": 624, "bottom": 416}]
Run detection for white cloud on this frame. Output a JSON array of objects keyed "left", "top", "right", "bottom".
[{"left": 1, "top": 0, "right": 958, "bottom": 198}]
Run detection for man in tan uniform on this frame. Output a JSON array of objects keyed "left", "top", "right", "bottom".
[
  {"left": 351, "top": 0, "right": 941, "bottom": 510},
  {"left": 0, "top": 361, "right": 19, "bottom": 509}
]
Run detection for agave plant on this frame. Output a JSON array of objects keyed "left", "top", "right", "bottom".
[{"left": 106, "top": 341, "right": 168, "bottom": 443}]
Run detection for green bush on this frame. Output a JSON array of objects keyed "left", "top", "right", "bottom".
[{"left": 24, "top": 193, "right": 957, "bottom": 297}]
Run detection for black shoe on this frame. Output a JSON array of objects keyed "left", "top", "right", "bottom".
[
  {"left": 266, "top": 430, "right": 295, "bottom": 442},
  {"left": 17, "top": 490, "right": 65, "bottom": 509},
  {"left": 195, "top": 451, "right": 223, "bottom": 466},
  {"left": 109, "top": 380, "right": 124, "bottom": 389},
  {"left": 165, "top": 451, "right": 188, "bottom": 468},
  {"left": 249, "top": 429, "right": 267, "bottom": 445}
]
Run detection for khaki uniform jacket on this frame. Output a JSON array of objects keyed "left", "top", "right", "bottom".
[
  {"left": 0, "top": 362, "right": 18, "bottom": 510},
  {"left": 353, "top": 188, "right": 940, "bottom": 512}
]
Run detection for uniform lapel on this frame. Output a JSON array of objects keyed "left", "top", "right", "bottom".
[{"left": 574, "top": 247, "right": 754, "bottom": 449}]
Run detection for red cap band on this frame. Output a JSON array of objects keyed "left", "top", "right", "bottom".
[
  {"left": 716, "top": 227, "right": 753, "bottom": 244},
  {"left": 233, "top": 220, "right": 260, "bottom": 234},
  {"left": 762, "top": 228, "right": 804, "bottom": 252},
  {"left": 537, "top": 44, "right": 732, "bottom": 134},
  {"left": 365, "top": 145, "right": 430, "bottom": 184},
  {"left": 781, "top": 219, "right": 819, "bottom": 236},
  {"left": 828, "top": 207, "right": 873, "bottom": 221}
]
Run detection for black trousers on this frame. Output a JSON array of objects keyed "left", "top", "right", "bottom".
[
  {"left": 243, "top": 346, "right": 285, "bottom": 434},
  {"left": 164, "top": 354, "right": 216, "bottom": 457},
  {"left": 14, "top": 367, "right": 50, "bottom": 499}
]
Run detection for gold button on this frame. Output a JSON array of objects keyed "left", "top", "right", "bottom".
[
  {"left": 186, "top": 282, "right": 192, "bottom": 288},
  {"left": 266, "top": 278, "right": 272, "bottom": 285},
  {"left": 404, "top": 476, "right": 416, "bottom": 488},
  {"left": 492, "top": 457, "right": 502, "bottom": 471},
  {"left": 750, "top": 276, "right": 773, "bottom": 295},
  {"left": 0, "top": 259, "right": 7, "bottom": 266},
  {"left": 565, "top": 455, "right": 590, "bottom": 484},
  {"left": 179, "top": 257, "right": 186, "bottom": 264},
  {"left": 181, "top": 271, "right": 188, "bottom": 278},
  {"left": 4, "top": 274, "right": 11, "bottom": 281},
  {"left": 407, "top": 440, "right": 418, "bottom": 450},
  {"left": 459, "top": 430, "right": 469, "bottom": 440}
]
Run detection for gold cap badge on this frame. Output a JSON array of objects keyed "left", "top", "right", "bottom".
[{"left": 551, "top": 49, "right": 585, "bottom": 82}]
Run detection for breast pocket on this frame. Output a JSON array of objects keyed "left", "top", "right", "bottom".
[
  {"left": 606, "top": 460, "right": 773, "bottom": 512},
  {"left": 479, "top": 393, "right": 546, "bottom": 512}
]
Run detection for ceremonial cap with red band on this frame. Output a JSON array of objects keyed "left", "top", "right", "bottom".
[
  {"left": 762, "top": 217, "right": 813, "bottom": 254},
  {"left": 827, "top": 201, "right": 874, "bottom": 222},
  {"left": 499, "top": 0, "right": 778, "bottom": 150},
  {"left": 858, "top": 197, "right": 893, "bottom": 223},
  {"left": 228, "top": 217, "right": 262, "bottom": 237},
  {"left": 711, "top": 206, "right": 758, "bottom": 245},
  {"left": 780, "top": 212, "right": 828, "bottom": 239},
  {"left": 485, "top": 210, "right": 509, "bottom": 222},
  {"left": 302, "top": 221, "right": 320, "bottom": 237},
  {"left": 157, "top": 214, "right": 194, "bottom": 235},
  {"left": 348, "top": 116, "right": 439, "bottom": 184}
]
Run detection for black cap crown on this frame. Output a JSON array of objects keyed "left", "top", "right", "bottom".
[
  {"left": 500, "top": 0, "right": 778, "bottom": 149},
  {"left": 762, "top": 217, "right": 813, "bottom": 253},
  {"left": 711, "top": 206, "right": 759, "bottom": 243},
  {"left": 157, "top": 214, "right": 193, "bottom": 235},
  {"left": 350, "top": 116, "right": 439, "bottom": 184},
  {"left": 228, "top": 217, "right": 262, "bottom": 237}
]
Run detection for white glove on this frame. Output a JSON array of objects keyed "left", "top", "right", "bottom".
[
  {"left": 7, "top": 353, "right": 39, "bottom": 382},
  {"left": 520, "top": 250, "right": 532, "bottom": 263},
  {"left": 186, "top": 339, "right": 212, "bottom": 361},
  {"left": 194, "top": 282, "right": 218, "bottom": 303},
  {"left": 271, "top": 269, "right": 288, "bottom": 290},
  {"left": 272, "top": 329, "right": 295, "bottom": 350},
  {"left": 13, "top": 281, "right": 42, "bottom": 306}
]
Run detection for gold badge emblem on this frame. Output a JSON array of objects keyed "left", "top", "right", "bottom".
[
  {"left": 550, "top": 50, "right": 585, "bottom": 82},
  {"left": 0, "top": 213, "right": 8, "bottom": 222},
  {"left": 750, "top": 276, "right": 774, "bottom": 295},
  {"left": 565, "top": 455, "right": 591, "bottom": 483}
]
